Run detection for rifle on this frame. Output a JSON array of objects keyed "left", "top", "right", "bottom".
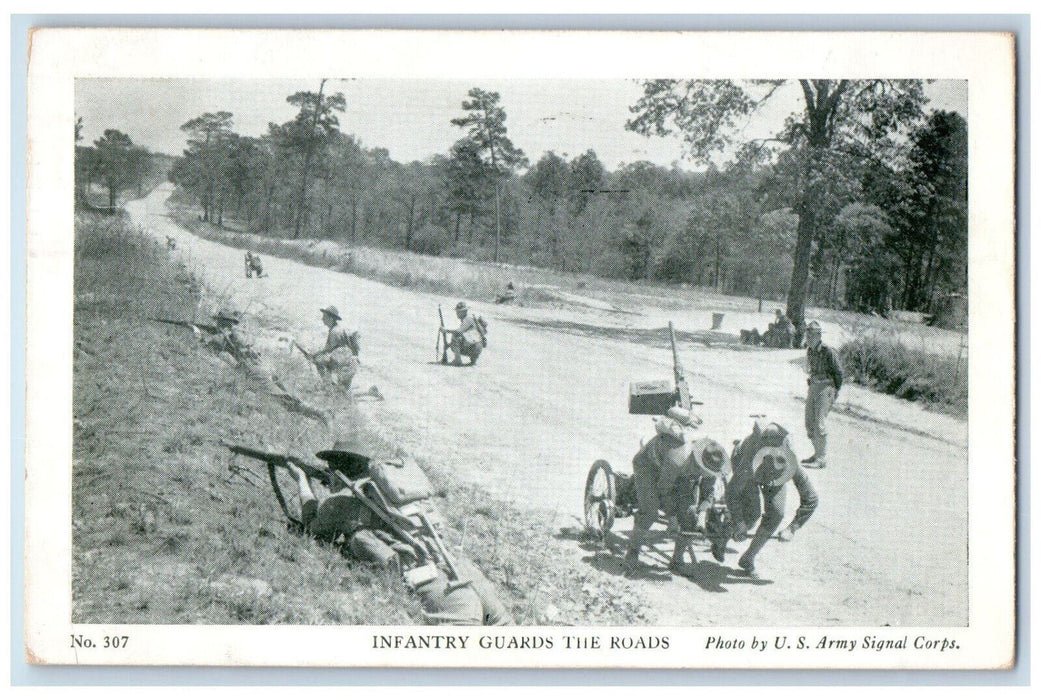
[
  {"left": 221, "top": 441, "right": 338, "bottom": 526},
  {"left": 669, "top": 321, "right": 693, "bottom": 411},
  {"left": 222, "top": 441, "right": 469, "bottom": 586},
  {"left": 151, "top": 318, "right": 220, "bottom": 335},
  {"left": 293, "top": 340, "right": 320, "bottom": 365},
  {"left": 436, "top": 305, "right": 449, "bottom": 364}
]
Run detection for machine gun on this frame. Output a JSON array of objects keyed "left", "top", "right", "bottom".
[
  {"left": 669, "top": 321, "right": 693, "bottom": 411},
  {"left": 628, "top": 321, "right": 700, "bottom": 415}
]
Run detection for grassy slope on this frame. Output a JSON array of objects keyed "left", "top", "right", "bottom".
[{"left": 72, "top": 211, "right": 652, "bottom": 625}]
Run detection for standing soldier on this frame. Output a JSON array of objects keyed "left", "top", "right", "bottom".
[
  {"left": 625, "top": 406, "right": 727, "bottom": 574},
  {"left": 802, "top": 320, "right": 843, "bottom": 469}
]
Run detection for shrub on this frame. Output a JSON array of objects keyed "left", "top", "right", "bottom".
[{"left": 840, "top": 334, "right": 967, "bottom": 416}]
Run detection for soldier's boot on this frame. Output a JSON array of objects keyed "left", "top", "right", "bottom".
[
  {"left": 624, "top": 531, "right": 645, "bottom": 571},
  {"left": 711, "top": 537, "right": 728, "bottom": 562},
  {"left": 669, "top": 535, "right": 695, "bottom": 575},
  {"left": 804, "top": 434, "right": 827, "bottom": 469},
  {"left": 737, "top": 529, "right": 771, "bottom": 577},
  {"left": 800, "top": 433, "right": 818, "bottom": 464},
  {"left": 777, "top": 522, "right": 800, "bottom": 542}
]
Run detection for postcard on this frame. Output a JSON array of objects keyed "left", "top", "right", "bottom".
[{"left": 24, "top": 28, "right": 1015, "bottom": 668}]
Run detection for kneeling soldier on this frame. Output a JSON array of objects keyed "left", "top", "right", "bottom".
[
  {"left": 447, "top": 301, "right": 485, "bottom": 366},
  {"left": 313, "top": 305, "right": 361, "bottom": 390}
]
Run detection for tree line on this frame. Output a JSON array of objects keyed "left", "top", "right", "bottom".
[
  {"left": 76, "top": 80, "right": 967, "bottom": 332},
  {"left": 74, "top": 117, "right": 157, "bottom": 210}
]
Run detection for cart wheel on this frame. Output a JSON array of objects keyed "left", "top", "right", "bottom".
[{"left": 584, "top": 459, "right": 617, "bottom": 536}]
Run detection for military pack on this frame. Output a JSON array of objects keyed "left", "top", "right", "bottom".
[{"left": 369, "top": 457, "right": 436, "bottom": 506}]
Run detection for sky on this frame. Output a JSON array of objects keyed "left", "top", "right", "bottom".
[{"left": 76, "top": 78, "right": 968, "bottom": 170}]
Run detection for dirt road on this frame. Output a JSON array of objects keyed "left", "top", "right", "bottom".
[{"left": 129, "top": 185, "right": 968, "bottom": 626}]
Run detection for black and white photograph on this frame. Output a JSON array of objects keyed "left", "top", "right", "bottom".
[{"left": 24, "top": 29, "right": 1015, "bottom": 669}]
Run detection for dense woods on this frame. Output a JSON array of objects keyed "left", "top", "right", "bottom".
[{"left": 75, "top": 80, "right": 967, "bottom": 324}]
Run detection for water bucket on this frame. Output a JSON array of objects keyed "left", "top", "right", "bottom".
[{"left": 711, "top": 313, "right": 725, "bottom": 330}]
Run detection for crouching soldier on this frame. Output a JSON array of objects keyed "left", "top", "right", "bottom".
[
  {"left": 312, "top": 305, "right": 361, "bottom": 390},
  {"left": 762, "top": 309, "right": 794, "bottom": 348},
  {"left": 625, "top": 406, "right": 728, "bottom": 575},
  {"left": 447, "top": 301, "right": 487, "bottom": 366},
  {"left": 284, "top": 437, "right": 513, "bottom": 625},
  {"left": 245, "top": 251, "right": 266, "bottom": 278},
  {"left": 494, "top": 281, "right": 516, "bottom": 304},
  {"left": 711, "top": 422, "right": 818, "bottom": 576}
]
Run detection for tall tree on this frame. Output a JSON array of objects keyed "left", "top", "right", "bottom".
[
  {"left": 178, "top": 112, "right": 235, "bottom": 223},
  {"left": 451, "top": 88, "right": 528, "bottom": 262},
  {"left": 526, "top": 151, "right": 571, "bottom": 268},
  {"left": 280, "top": 80, "right": 346, "bottom": 238},
  {"left": 440, "top": 138, "right": 491, "bottom": 244},
  {"left": 627, "top": 79, "right": 926, "bottom": 339},
  {"left": 92, "top": 129, "right": 150, "bottom": 210}
]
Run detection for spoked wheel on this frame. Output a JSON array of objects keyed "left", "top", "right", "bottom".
[{"left": 584, "top": 459, "right": 617, "bottom": 537}]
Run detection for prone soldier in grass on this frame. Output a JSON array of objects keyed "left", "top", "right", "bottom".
[
  {"left": 272, "top": 436, "right": 513, "bottom": 625},
  {"left": 195, "top": 309, "right": 332, "bottom": 426}
]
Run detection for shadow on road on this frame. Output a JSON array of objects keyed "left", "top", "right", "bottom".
[
  {"left": 510, "top": 319, "right": 745, "bottom": 349},
  {"left": 558, "top": 525, "right": 773, "bottom": 591}
]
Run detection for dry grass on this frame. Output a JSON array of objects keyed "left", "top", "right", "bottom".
[
  {"left": 839, "top": 331, "right": 968, "bottom": 417},
  {"left": 173, "top": 209, "right": 776, "bottom": 314},
  {"left": 73, "top": 210, "right": 653, "bottom": 625}
]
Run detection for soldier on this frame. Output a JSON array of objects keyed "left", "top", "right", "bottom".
[
  {"left": 245, "top": 251, "right": 266, "bottom": 278},
  {"left": 203, "top": 309, "right": 254, "bottom": 361},
  {"left": 625, "top": 406, "right": 727, "bottom": 574},
  {"left": 205, "top": 309, "right": 332, "bottom": 426},
  {"left": 285, "top": 437, "right": 512, "bottom": 625},
  {"left": 446, "top": 301, "right": 485, "bottom": 366},
  {"left": 802, "top": 320, "right": 843, "bottom": 469},
  {"left": 312, "top": 305, "right": 361, "bottom": 390},
  {"left": 494, "top": 281, "right": 516, "bottom": 304},
  {"left": 763, "top": 309, "right": 794, "bottom": 348},
  {"left": 711, "top": 422, "right": 818, "bottom": 575}
]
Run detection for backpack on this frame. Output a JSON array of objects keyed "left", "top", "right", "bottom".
[
  {"left": 369, "top": 457, "right": 435, "bottom": 507},
  {"left": 346, "top": 330, "right": 361, "bottom": 357},
  {"left": 475, "top": 316, "right": 489, "bottom": 347}
]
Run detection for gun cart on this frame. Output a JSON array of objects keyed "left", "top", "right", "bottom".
[{"left": 582, "top": 458, "right": 729, "bottom": 541}]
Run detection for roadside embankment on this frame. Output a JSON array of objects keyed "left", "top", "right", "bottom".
[{"left": 73, "top": 210, "right": 653, "bottom": 625}]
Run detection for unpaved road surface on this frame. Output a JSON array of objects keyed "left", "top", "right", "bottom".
[{"left": 130, "top": 185, "right": 968, "bottom": 626}]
